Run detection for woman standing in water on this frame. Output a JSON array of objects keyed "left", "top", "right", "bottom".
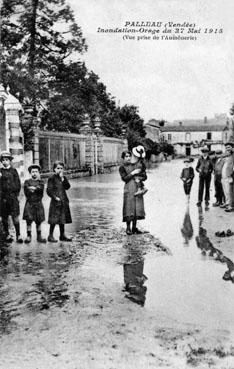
[{"left": 119, "top": 149, "right": 147, "bottom": 235}]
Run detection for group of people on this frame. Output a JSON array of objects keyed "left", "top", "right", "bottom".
[
  {"left": 119, "top": 141, "right": 234, "bottom": 236},
  {"left": 0, "top": 151, "right": 72, "bottom": 244},
  {"left": 1, "top": 141, "right": 233, "bottom": 243},
  {"left": 180, "top": 142, "right": 234, "bottom": 211}
]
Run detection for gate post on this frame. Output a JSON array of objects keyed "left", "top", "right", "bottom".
[
  {"left": 0, "top": 84, "right": 7, "bottom": 151},
  {"left": 80, "top": 114, "right": 95, "bottom": 175},
  {"left": 4, "top": 87, "right": 24, "bottom": 179}
]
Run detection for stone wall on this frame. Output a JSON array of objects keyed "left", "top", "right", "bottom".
[
  {"left": 25, "top": 129, "right": 127, "bottom": 177},
  {"left": 0, "top": 86, "right": 128, "bottom": 179}
]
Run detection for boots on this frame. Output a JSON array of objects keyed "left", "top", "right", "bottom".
[
  {"left": 59, "top": 235, "right": 72, "bottom": 242},
  {"left": 37, "top": 231, "right": 46, "bottom": 243},
  {"left": 25, "top": 232, "right": 32, "bottom": 244},
  {"left": 47, "top": 235, "right": 58, "bottom": 243},
  {"left": 16, "top": 235, "right": 23, "bottom": 243}
]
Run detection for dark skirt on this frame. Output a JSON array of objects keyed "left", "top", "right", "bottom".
[
  {"left": 48, "top": 199, "right": 72, "bottom": 225},
  {"left": 23, "top": 201, "right": 45, "bottom": 223},
  {"left": 123, "top": 178, "right": 145, "bottom": 222}
]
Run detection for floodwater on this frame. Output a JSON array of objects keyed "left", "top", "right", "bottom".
[
  {"left": 69, "top": 159, "right": 234, "bottom": 330},
  {"left": 1, "top": 159, "right": 234, "bottom": 338}
]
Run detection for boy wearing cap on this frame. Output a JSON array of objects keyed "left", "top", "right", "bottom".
[
  {"left": 23, "top": 164, "right": 46, "bottom": 243},
  {"left": 213, "top": 150, "right": 225, "bottom": 207},
  {"left": 0, "top": 151, "right": 23, "bottom": 243},
  {"left": 196, "top": 146, "right": 213, "bottom": 206},
  {"left": 180, "top": 158, "right": 194, "bottom": 201},
  {"left": 132, "top": 145, "right": 148, "bottom": 197}
]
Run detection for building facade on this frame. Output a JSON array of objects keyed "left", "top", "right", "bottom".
[{"left": 160, "top": 116, "right": 231, "bottom": 156}]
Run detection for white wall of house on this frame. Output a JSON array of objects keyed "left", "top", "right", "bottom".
[{"left": 165, "top": 130, "right": 223, "bottom": 144}]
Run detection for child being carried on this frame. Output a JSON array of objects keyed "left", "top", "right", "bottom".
[{"left": 132, "top": 145, "right": 148, "bottom": 197}]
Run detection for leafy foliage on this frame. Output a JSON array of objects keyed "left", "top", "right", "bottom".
[{"left": 1, "top": 0, "right": 87, "bottom": 104}]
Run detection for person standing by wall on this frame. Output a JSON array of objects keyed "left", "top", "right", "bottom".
[
  {"left": 221, "top": 143, "right": 234, "bottom": 212},
  {"left": 0, "top": 151, "right": 23, "bottom": 243},
  {"left": 196, "top": 146, "right": 213, "bottom": 206},
  {"left": 47, "top": 161, "right": 72, "bottom": 242},
  {"left": 23, "top": 164, "right": 46, "bottom": 243}
]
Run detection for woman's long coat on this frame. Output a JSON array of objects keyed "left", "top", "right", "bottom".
[
  {"left": 47, "top": 174, "right": 72, "bottom": 225},
  {"left": 119, "top": 163, "right": 146, "bottom": 222}
]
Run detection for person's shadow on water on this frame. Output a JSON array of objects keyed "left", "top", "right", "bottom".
[{"left": 181, "top": 204, "right": 194, "bottom": 246}]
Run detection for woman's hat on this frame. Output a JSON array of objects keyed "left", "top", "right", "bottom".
[
  {"left": 28, "top": 164, "right": 41, "bottom": 173},
  {"left": 132, "top": 145, "right": 146, "bottom": 158},
  {"left": 0, "top": 151, "right": 13, "bottom": 161}
]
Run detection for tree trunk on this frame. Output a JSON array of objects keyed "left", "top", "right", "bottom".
[{"left": 28, "top": 0, "right": 39, "bottom": 79}]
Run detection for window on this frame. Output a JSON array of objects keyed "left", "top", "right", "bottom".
[
  {"left": 168, "top": 133, "right": 172, "bottom": 141},
  {"left": 207, "top": 132, "right": 212, "bottom": 140}
]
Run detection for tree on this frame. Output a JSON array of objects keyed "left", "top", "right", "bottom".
[
  {"left": 118, "top": 105, "right": 146, "bottom": 149},
  {"left": 1, "top": 0, "right": 87, "bottom": 105},
  {"left": 40, "top": 64, "right": 122, "bottom": 136}
]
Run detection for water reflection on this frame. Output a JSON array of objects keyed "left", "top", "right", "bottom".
[
  {"left": 0, "top": 246, "right": 71, "bottom": 335},
  {"left": 181, "top": 205, "right": 193, "bottom": 246},
  {"left": 195, "top": 207, "right": 234, "bottom": 283},
  {"left": 123, "top": 245, "right": 148, "bottom": 306}
]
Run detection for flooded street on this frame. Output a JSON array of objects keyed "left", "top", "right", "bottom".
[{"left": 1, "top": 159, "right": 234, "bottom": 368}]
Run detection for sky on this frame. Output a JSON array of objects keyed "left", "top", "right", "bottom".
[{"left": 68, "top": 0, "right": 234, "bottom": 122}]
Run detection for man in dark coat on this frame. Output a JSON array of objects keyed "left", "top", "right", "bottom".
[
  {"left": 196, "top": 146, "right": 213, "bottom": 206},
  {"left": 213, "top": 150, "right": 225, "bottom": 207},
  {"left": 0, "top": 151, "right": 23, "bottom": 243},
  {"left": 23, "top": 164, "right": 46, "bottom": 243},
  {"left": 47, "top": 161, "right": 72, "bottom": 242}
]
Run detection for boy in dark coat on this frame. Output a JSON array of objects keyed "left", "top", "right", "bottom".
[
  {"left": 0, "top": 151, "right": 23, "bottom": 243},
  {"left": 47, "top": 161, "right": 72, "bottom": 242},
  {"left": 23, "top": 164, "right": 46, "bottom": 243},
  {"left": 180, "top": 158, "right": 194, "bottom": 201}
]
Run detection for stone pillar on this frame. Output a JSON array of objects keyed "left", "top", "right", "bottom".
[
  {"left": 97, "top": 135, "right": 104, "bottom": 174},
  {"left": 32, "top": 117, "right": 40, "bottom": 165},
  {"left": 94, "top": 117, "right": 104, "bottom": 174},
  {"left": 4, "top": 88, "right": 24, "bottom": 180},
  {"left": 80, "top": 115, "right": 95, "bottom": 175},
  {"left": 0, "top": 84, "right": 7, "bottom": 151},
  {"left": 122, "top": 138, "right": 128, "bottom": 152}
]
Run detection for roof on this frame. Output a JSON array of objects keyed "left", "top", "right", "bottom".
[
  {"left": 145, "top": 119, "right": 161, "bottom": 129},
  {"left": 161, "top": 124, "right": 226, "bottom": 132}
]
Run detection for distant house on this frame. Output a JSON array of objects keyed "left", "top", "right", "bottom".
[
  {"left": 145, "top": 119, "right": 162, "bottom": 142},
  {"left": 160, "top": 115, "right": 230, "bottom": 156}
]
